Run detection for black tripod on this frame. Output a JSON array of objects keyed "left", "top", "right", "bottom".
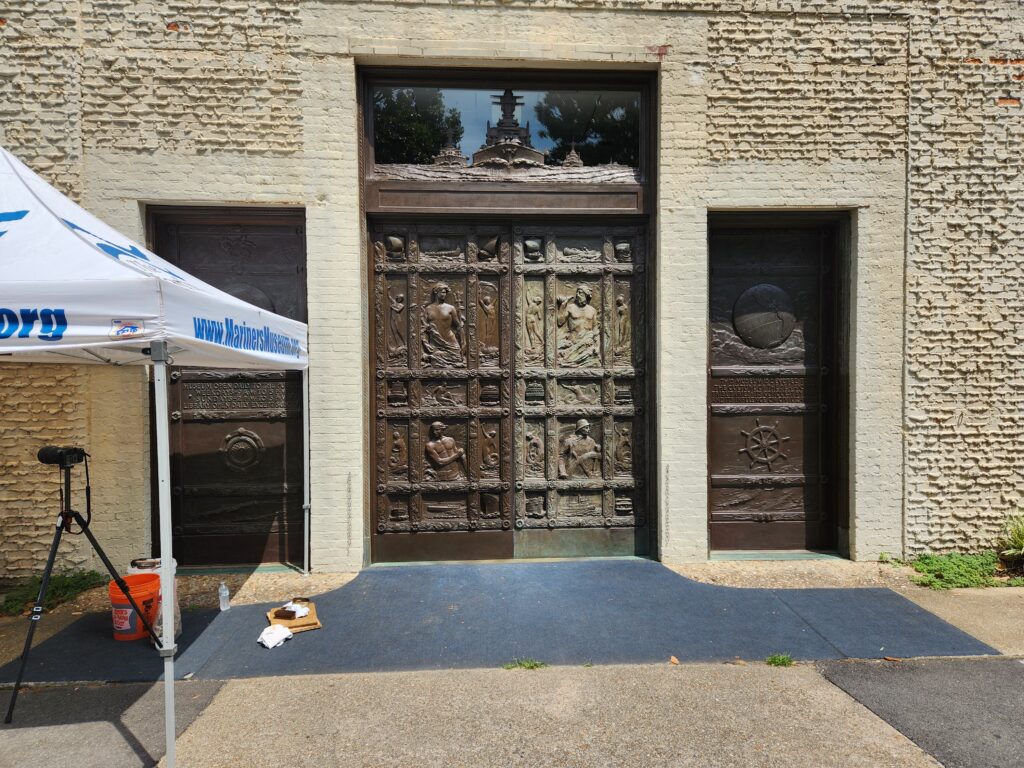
[{"left": 4, "top": 449, "right": 162, "bottom": 724}]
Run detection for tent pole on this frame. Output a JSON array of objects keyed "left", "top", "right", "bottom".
[
  {"left": 302, "top": 367, "right": 310, "bottom": 576},
  {"left": 151, "top": 342, "right": 177, "bottom": 768}
]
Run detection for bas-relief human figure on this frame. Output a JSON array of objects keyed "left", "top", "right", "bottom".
[
  {"left": 615, "top": 295, "right": 630, "bottom": 354},
  {"left": 525, "top": 426, "right": 544, "bottom": 474},
  {"left": 481, "top": 426, "right": 499, "bottom": 472},
  {"left": 386, "top": 289, "right": 406, "bottom": 359},
  {"left": 614, "top": 424, "right": 632, "bottom": 472},
  {"left": 388, "top": 429, "right": 407, "bottom": 476},
  {"left": 424, "top": 421, "right": 466, "bottom": 481},
  {"left": 558, "top": 418, "right": 601, "bottom": 479},
  {"left": 525, "top": 293, "right": 544, "bottom": 356},
  {"left": 429, "top": 384, "right": 457, "bottom": 406},
  {"left": 557, "top": 284, "right": 600, "bottom": 367},
  {"left": 479, "top": 284, "right": 499, "bottom": 361},
  {"left": 422, "top": 282, "right": 465, "bottom": 367}
]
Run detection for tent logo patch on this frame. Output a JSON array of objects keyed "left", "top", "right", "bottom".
[{"left": 109, "top": 319, "right": 145, "bottom": 339}]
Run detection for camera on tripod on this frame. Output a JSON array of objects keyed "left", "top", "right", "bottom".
[
  {"left": 37, "top": 445, "right": 87, "bottom": 467},
  {"left": 7, "top": 442, "right": 161, "bottom": 724}
]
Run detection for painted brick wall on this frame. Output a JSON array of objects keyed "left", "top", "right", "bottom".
[
  {"left": 706, "top": 14, "right": 909, "bottom": 162},
  {"left": 0, "top": 365, "right": 92, "bottom": 581},
  {"left": 0, "top": 2, "right": 81, "bottom": 197},
  {"left": 1, "top": 0, "right": 1021, "bottom": 574},
  {"left": 903, "top": 2, "right": 1024, "bottom": 553}
]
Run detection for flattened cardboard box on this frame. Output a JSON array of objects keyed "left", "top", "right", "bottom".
[{"left": 266, "top": 598, "right": 321, "bottom": 633}]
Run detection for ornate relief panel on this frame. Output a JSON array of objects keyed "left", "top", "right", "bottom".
[
  {"left": 513, "top": 225, "right": 646, "bottom": 532},
  {"left": 372, "top": 224, "right": 513, "bottom": 551}
]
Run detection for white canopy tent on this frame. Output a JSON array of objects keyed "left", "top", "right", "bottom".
[{"left": 0, "top": 146, "right": 309, "bottom": 766}]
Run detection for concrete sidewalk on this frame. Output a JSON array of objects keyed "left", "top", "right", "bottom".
[{"left": 166, "top": 664, "right": 940, "bottom": 768}]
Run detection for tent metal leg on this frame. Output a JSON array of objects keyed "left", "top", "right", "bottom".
[
  {"left": 151, "top": 345, "right": 177, "bottom": 768},
  {"left": 302, "top": 368, "right": 310, "bottom": 576}
]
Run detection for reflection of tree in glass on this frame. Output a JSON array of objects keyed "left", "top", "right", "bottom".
[
  {"left": 534, "top": 92, "right": 639, "bottom": 167},
  {"left": 373, "top": 88, "right": 464, "bottom": 164}
]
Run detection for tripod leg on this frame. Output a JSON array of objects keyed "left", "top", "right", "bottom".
[
  {"left": 72, "top": 512, "right": 162, "bottom": 648},
  {"left": 4, "top": 516, "right": 65, "bottom": 724}
]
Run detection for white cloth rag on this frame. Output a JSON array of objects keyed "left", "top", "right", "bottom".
[
  {"left": 258, "top": 624, "right": 293, "bottom": 649},
  {"left": 282, "top": 601, "right": 310, "bottom": 619}
]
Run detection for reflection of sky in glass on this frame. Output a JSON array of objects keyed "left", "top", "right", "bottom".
[
  {"left": 440, "top": 89, "right": 553, "bottom": 156},
  {"left": 372, "top": 86, "right": 640, "bottom": 164}
]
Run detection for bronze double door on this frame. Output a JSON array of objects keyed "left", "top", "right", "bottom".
[
  {"left": 151, "top": 209, "right": 306, "bottom": 566},
  {"left": 372, "top": 221, "right": 648, "bottom": 561},
  {"left": 708, "top": 217, "right": 841, "bottom": 551}
]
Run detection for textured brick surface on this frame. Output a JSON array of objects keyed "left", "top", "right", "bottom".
[
  {"left": 902, "top": 3, "right": 1024, "bottom": 554},
  {"left": 0, "top": 365, "right": 91, "bottom": 579},
  {"left": 1, "top": 0, "right": 1021, "bottom": 573}
]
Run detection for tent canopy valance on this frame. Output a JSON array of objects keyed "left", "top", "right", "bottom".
[{"left": 0, "top": 147, "right": 308, "bottom": 370}]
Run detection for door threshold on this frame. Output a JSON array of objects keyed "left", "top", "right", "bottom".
[
  {"left": 709, "top": 550, "right": 844, "bottom": 562},
  {"left": 370, "top": 555, "right": 653, "bottom": 568},
  {"left": 176, "top": 563, "right": 305, "bottom": 576}
]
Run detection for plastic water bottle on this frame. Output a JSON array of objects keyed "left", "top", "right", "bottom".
[{"left": 218, "top": 581, "right": 230, "bottom": 611}]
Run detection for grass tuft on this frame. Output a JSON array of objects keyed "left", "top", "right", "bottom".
[
  {"left": 0, "top": 570, "right": 108, "bottom": 616},
  {"left": 765, "top": 653, "right": 794, "bottom": 667},
  {"left": 502, "top": 658, "right": 547, "bottom": 670},
  {"left": 909, "top": 552, "right": 999, "bottom": 590}
]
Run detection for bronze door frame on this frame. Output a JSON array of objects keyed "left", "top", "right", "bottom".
[
  {"left": 369, "top": 216, "right": 654, "bottom": 562},
  {"left": 706, "top": 212, "right": 850, "bottom": 552}
]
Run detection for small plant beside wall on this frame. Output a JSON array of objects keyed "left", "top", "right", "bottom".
[
  {"left": 996, "top": 514, "right": 1024, "bottom": 573},
  {"left": 908, "top": 515, "right": 1024, "bottom": 590},
  {"left": 0, "top": 570, "right": 107, "bottom": 616},
  {"left": 910, "top": 553, "right": 1001, "bottom": 589}
]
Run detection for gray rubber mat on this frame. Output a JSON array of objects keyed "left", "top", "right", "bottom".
[{"left": 0, "top": 560, "right": 997, "bottom": 684}]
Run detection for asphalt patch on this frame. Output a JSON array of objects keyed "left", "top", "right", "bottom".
[{"left": 820, "top": 656, "right": 1024, "bottom": 768}]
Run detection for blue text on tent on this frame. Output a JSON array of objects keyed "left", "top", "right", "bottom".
[
  {"left": 193, "top": 315, "right": 301, "bottom": 359},
  {"left": 0, "top": 308, "right": 68, "bottom": 342}
]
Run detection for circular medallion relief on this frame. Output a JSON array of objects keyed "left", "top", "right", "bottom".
[
  {"left": 732, "top": 284, "right": 797, "bottom": 349},
  {"left": 220, "top": 427, "right": 266, "bottom": 472}
]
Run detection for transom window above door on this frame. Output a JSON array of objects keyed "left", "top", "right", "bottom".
[
  {"left": 372, "top": 85, "right": 641, "bottom": 168},
  {"left": 359, "top": 70, "right": 653, "bottom": 217},
  {"left": 363, "top": 71, "right": 651, "bottom": 180}
]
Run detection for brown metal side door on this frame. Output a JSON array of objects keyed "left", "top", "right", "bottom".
[
  {"left": 708, "top": 219, "right": 837, "bottom": 550},
  {"left": 151, "top": 209, "right": 306, "bottom": 565},
  {"left": 371, "top": 223, "right": 514, "bottom": 561}
]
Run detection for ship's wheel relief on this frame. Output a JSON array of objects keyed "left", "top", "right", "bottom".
[
  {"left": 738, "top": 418, "right": 790, "bottom": 470},
  {"left": 220, "top": 427, "right": 266, "bottom": 472}
]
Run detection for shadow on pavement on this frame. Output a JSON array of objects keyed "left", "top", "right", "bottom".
[
  {"left": 0, "top": 609, "right": 220, "bottom": 685},
  {"left": 0, "top": 679, "right": 223, "bottom": 768}
]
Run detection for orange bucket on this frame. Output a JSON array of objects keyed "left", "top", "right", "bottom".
[{"left": 108, "top": 574, "right": 160, "bottom": 641}]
